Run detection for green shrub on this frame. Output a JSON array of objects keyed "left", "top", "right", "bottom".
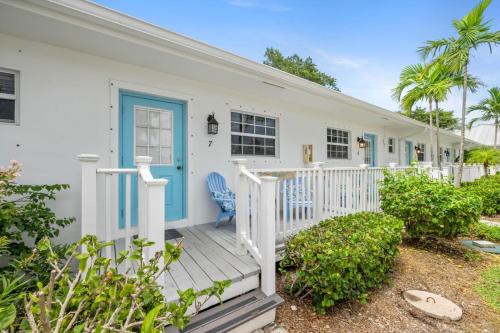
[
  {"left": 280, "top": 212, "right": 404, "bottom": 313},
  {"left": 460, "top": 174, "right": 500, "bottom": 216},
  {"left": 0, "top": 161, "right": 74, "bottom": 257},
  {"left": 380, "top": 168, "right": 482, "bottom": 239},
  {"left": 467, "top": 222, "right": 500, "bottom": 243}
]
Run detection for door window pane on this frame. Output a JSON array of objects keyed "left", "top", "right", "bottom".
[{"left": 135, "top": 106, "right": 173, "bottom": 165}]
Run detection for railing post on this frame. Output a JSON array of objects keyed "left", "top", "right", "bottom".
[
  {"left": 311, "top": 162, "right": 324, "bottom": 223},
  {"left": 136, "top": 156, "right": 168, "bottom": 263},
  {"left": 78, "top": 154, "right": 99, "bottom": 239},
  {"left": 260, "top": 176, "right": 277, "bottom": 296},
  {"left": 359, "top": 164, "right": 369, "bottom": 211},
  {"left": 233, "top": 159, "right": 248, "bottom": 256}
]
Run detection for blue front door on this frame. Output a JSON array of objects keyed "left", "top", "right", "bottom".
[
  {"left": 405, "top": 141, "right": 413, "bottom": 165},
  {"left": 119, "top": 90, "right": 186, "bottom": 227},
  {"left": 363, "top": 133, "right": 377, "bottom": 167}
]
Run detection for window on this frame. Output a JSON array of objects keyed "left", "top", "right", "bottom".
[
  {"left": 327, "top": 128, "right": 350, "bottom": 159},
  {"left": 416, "top": 143, "right": 425, "bottom": 162},
  {"left": 135, "top": 106, "right": 172, "bottom": 165},
  {"left": 444, "top": 147, "right": 451, "bottom": 162},
  {"left": 0, "top": 69, "right": 19, "bottom": 124},
  {"left": 388, "top": 137, "right": 395, "bottom": 153},
  {"left": 231, "top": 111, "right": 277, "bottom": 156}
]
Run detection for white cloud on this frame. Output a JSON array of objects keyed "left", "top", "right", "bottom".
[
  {"left": 314, "top": 49, "right": 361, "bottom": 69},
  {"left": 226, "top": 0, "right": 290, "bottom": 12}
]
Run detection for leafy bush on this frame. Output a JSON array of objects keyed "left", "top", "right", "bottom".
[
  {"left": 7, "top": 236, "right": 229, "bottom": 332},
  {"left": 460, "top": 174, "right": 500, "bottom": 215},
  {"left": 380, "top": 168, "right": 482, "bottom": 239},
  {"left": 467, "top": 222, "right": 500, "bottom": 243},
  {"left": 280, "top": 212, "right": 404, "bottom": 313},
  {"left": 0, "top": 160, "right": 74, "bottom": 256}
]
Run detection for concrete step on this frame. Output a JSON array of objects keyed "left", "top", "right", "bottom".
[{"left": 167, "top": 289, "right": 283, "bottom": 333}]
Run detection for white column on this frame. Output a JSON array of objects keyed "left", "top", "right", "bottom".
[
  {"left": 77, "top": 154, "right": 99, "bottom": 238},
  {"left": 135, "top": 156, "right": 168, "bottom": 262},
  {"left": 311, "top": 162, "right": 324, "bottom": 223},
  {"left": 260, "top": 176, "right": 277, "bottom": 296},
  {"left": 232, "top": 159, "right": 248, "bottom": 256}
]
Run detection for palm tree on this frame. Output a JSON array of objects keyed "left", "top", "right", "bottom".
[
  {"left": 429, "top": 62, "right": 481, "bottom": 169},
  {"left": 392, "top": 63, "right": 436, "bottom": 165},
  {"left": 468, "top": 87, "right": 500, "bottom": 149},
  {"left": 393, "top": 62, "right": 480, "bottom": 168},
  {"left": 466, "top": 146, "right": 500, "bottom": 175},
  {"left": 419, "top": 0, "right": 500, "bottom": 185}
]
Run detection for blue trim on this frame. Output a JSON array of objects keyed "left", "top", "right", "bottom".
[
  {"left": 119, "top": 90, "right": 186, "bottom": 228},
  {"left": 405, "top": 140, "right": 413, "bottom": 165},
  {"left": 363, "top": 133, "right": 377, "bottom": 167}
]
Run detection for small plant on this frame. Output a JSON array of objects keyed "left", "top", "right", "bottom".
[
  {"left": 280, "top": 212, "right": 404, "bottom": 313},
  {"left": 0, "top": 160, "right": 74, "bottom": 257},
  {"left": 8, "top": 236, "right": 229, "bottom": 332},
  {"left": 0, "top": 237, "right": 28, "bottom": 331},
  {"left": 380, "top": 168, "right": 482, "bottom": 239}
]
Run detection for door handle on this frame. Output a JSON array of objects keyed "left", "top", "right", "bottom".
[{"left": 177, "top": 165, "right": 183, "bottom": 170}]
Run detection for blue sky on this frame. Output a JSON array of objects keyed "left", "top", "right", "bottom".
[{"left": 94, "top": 0, "right": 500, "bottom": 119}]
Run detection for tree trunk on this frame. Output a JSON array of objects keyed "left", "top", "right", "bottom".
[
  {"left": 457, "top": 63, "right": 468, "bottom": 187},
  {"left": 428, "top": 99, "right": 435, "bottom": 166},
  {"left": 435, "top": 100, "right": 442, "bottom": 171},
  {"left": 494, "top": 117, "right": 498, "bottom": 149}
]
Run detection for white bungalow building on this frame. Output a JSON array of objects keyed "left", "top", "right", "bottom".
[{"left": 0, "top": 0, "right": 480, "bottom": 331}]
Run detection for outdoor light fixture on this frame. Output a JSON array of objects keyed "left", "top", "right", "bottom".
[
  {"left": 445, "top": 149, "right": 450, "bottom": 157},
  {"left": 357, "top": 137, "right": 367, "bottom": 149},
  {"left": 414, "top": 146, "right": 422, "bottom": 154},
  {"left": 207, "top": 112, "right": 218, "bottom": 135}
]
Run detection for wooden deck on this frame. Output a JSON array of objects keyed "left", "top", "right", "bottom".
[{"left": 163, "top": 222, "right": 260, "bottom": 303}]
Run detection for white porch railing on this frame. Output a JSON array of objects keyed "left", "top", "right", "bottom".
[
  {"left": 77, "top": 154, "right": 167, "bottom": 274},
  {"left": 237, "top": 162, "right": 498, "bottom": 249},
  {"left": 233, "top": 160, "right": 277, "bottom": 296}
]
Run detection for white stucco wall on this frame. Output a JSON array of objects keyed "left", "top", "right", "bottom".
[{"left": 0, "top": 32, "right": 460, "bottom": 244}]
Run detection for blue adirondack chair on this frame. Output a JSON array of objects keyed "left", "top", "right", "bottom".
[
  {"left": 282, "top": 177, "right": 313, "bottom": 220},
  {"left": 207, "top": 172, "right": 236, "bottom": 227}
]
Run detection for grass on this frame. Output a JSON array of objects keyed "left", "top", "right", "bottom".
[
  {"left": 474, "top": 265, "right": 500, "bottom": 311},
  {"left": 466, "top": 222, "right": 500, "bottom": 243}
]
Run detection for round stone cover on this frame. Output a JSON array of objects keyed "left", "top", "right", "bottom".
[{"left": 403, "top": 290, "right": 462, "bottom": 321}]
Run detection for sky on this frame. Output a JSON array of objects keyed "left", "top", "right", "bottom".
[{"left": 93, "top": 0, "right": 500, "bottom": 120}]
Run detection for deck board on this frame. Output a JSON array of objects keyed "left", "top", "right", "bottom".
[{"left": 163, "top": 222, "right": 260, "bottom": 302}]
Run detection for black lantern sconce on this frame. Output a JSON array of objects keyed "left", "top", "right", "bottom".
[
  {"left": 444, "top": 149, "right": 450, "bottom": 157},
  {"left": 357, "top": 137, "right": 367, "bottom": 149},
  {"left": 414, "top": 146, "right": 422, "bottom": 154},
  {"left": 207, "top": 112, "right": 218, "bottom": 135}
]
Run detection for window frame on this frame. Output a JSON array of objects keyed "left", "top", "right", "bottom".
[
  {"left": 0, "top": 68, "right": 20, "bottom": 125},
  {"left": 388, "top": 137, "right": 395, "bottom": 154},
  {"left": 416, "top": 143, "right": 426, "bottom": 162},
  {"left": 230, "top": 110, "right": 278, "bottom": 157},
  {"left": 326, "top": 127, "right": 351, "bottom": 160}
]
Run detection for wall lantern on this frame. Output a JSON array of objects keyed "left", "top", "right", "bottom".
[
  {"left": 207, "top": 112, "right": 218, "bottom": 135},
  {"left": 414, "top": 146, "right": 422, "bottom": 154},
  {"left": 357, "top": 137, "right": 367, "bottom": 149},
  {"left": 444, "top": 149, "right": 450, "bottom": 157}
]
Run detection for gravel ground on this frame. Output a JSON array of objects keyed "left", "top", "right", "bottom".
[{"left": 275, "top": 244, "right": 500, "bottom": 333}]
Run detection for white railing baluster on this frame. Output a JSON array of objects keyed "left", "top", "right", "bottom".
[
  {"left": 104, "top": 173, "right": 112, "bottom": 259},
  {"left": 125, "top": 173, "right": 132, "bottom": 271}
]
